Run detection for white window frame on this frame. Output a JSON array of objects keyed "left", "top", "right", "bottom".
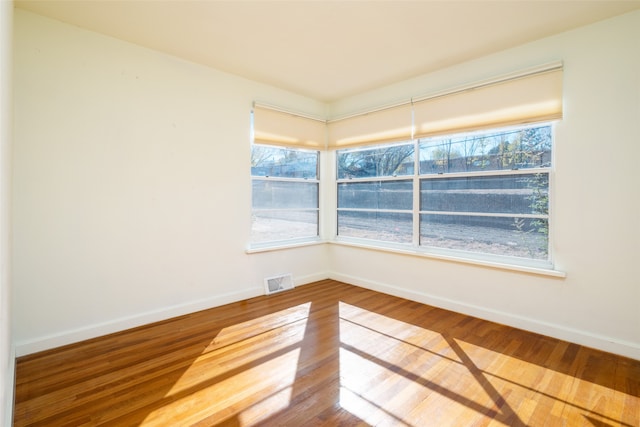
[
  {"left": 335, "top": 123, "right": 555, "bottom": 270},
  {"left": 249, "top": 144, "right": 321, "bottom": 250}
]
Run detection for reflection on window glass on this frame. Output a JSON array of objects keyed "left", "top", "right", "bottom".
[
  {"left": 419, "top": 125, "right": 551, "bottom": 174},
  {"left": 251, "top": 211, "right": 318, "bottom": 244},
  {"left": 420, "top": 214, "right": 548, "bottom": 260},
  {"left": 421, "top": 174, "right": 548, "bottom": 215},
  {"left": 338, "top": 211, "right": 412, "bottom": 244},
  {"left": 335, "top": 124, "right": 553, "bottom": 265},
  {"left": 338, "top": 180, "right": 413, "bottom": 210},
  {"left": 251, "top": 145, "right": 319, "bottom": 245},
  {"left": 253, "top": 181, "right": 318, "bottom": 210},
  {"left": 251, "top": 145, "right": 318, "bottom": 178},
  {"left": 337, "top": 142, "right": 414, "bottom": 179}
]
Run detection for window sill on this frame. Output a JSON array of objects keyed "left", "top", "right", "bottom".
[
  {"left": 246, "top": 238, "right": 566, "bottom": 278},
  {"left": 328, "top": 239, "right": 566, "bottom": 278},
  {"left": 246, "top": 238, "right": 326, "bottom": 254}
]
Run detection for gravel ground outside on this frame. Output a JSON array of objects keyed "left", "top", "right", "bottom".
[{"left": 252, "top": 213, "right": 548, "bottom": 260}]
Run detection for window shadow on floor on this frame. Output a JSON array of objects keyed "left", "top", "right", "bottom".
[{"left": 13, "top": 280, "right": 640, "bottom": 426}]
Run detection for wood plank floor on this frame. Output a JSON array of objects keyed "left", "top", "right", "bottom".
[{"left": 14, "top": 279, "right": 640, "bottom": 427}]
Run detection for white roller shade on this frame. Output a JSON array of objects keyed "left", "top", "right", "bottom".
[
  {"left": 413, "top": 67, "right": 563, "bottom": 139},
  {"left": 253, "top": 104, "right": 326, "bottom": 149},
  {"left": 327, "top": 103, "right": 413, "bottom": 148}
]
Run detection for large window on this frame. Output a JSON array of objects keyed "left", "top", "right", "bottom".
[
  {"left": 253, "top": 64, "right": 562, "bottom": 266},
  {"left": 251, "top": 145, "right": 319, "bottom": 246},
  {"left": 336, "top": 124, "right": 552, "bottom": 265}
]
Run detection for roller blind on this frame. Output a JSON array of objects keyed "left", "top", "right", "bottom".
[
  {"left": 253, "top": 104, "right": 326, "bottom": 149},
  {"left": 413, "top": 67, "right": 563, "bottom": 139},
  {"left": 327, "top": 103, "right": 413, "bottom": 148},
  {"left": 257, "top": 65, "right": 562, "bottom": 150}
]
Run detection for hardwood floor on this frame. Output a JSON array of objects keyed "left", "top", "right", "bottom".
[{"left": 14, "top": 279, "right": 640, "bottom": 426}]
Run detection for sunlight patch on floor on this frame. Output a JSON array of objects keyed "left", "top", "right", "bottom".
[
  {"left": 141, "top": 348, "right": 302, "bottom": 426},
  {"left": 338, "top": 302, "right": 509, "bottom": 426},
  {"left": 237, "top": 385, "right": 295, "bottom": 426},
  {"left": 164, "top": 303, "right": 311, "bottom": 396},
  {"left": 204, "top": 302, "right": 312, "bottom": 353},
  {"left": 139, "top": 304, "right": 312, "bottom": 425},
  {"left": 339, "top": 385, "right": 414, "bottom": 427},
  {"left": 339, "top": 301, "right": 461, "bottom": 362},
  {"left": 337, "top": 301, "right": 632, "bottom": 427}
]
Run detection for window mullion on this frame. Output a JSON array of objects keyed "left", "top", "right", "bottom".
[{"left": 412, "top": 138, "right": 420, "bottom": 247}]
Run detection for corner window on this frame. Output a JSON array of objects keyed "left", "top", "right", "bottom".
[
  {"left": 251, "top": 144, "right": 320, "bottom": 246},
  {"left": 336, "top": 124, "right": 553, "bottom": 266}
]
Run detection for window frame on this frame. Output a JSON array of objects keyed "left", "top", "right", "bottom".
[
  {"left": 335, "top": 123, "right": 555, "bottom": 270},
  {"left": 250, "top": 143, "right": 321, "bottom": 249},
  {"left": 336, "top": 140, "right": 416, "bottom": 245}
]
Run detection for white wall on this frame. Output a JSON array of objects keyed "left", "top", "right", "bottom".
[
  {"left": 12, "top": 8, "right": 640, "bottom": 361},
  {"left": 329, "top": 11, "right": 640, "bottom": 359},
  {"left": 12, "top": 9, "right": 329, "bottom": 355},
  {"left": 1, "top": 1, "right": 13, "bottom": 424}
]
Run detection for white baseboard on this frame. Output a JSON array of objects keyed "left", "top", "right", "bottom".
[
  {"left": 330, "top": 272, "right": 640, "bottom": 361},
  {"left": 14, "top": 272, "right": 333, "bottom": 357},
  {"left": 17, "top": 271, "right": 638, "bottom": 360},
  {"left": 15, "top": 286, "right": 264, "bottom": 357},
  {"left": 293, "top": 271, "right": 331, "bottom": 288}
]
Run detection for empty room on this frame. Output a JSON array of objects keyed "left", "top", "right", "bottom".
[{"left": 1, "top": 1, "right": 640, "bottom": 426}]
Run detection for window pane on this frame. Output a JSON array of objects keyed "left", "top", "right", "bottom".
[
  {"left": 251, "top": 145, "right": 318, "bottom": 178},
  {"left": 251, "top": 210, "right": 318, "bottom": 244},
  {"left": 420, "top": 173, "right": 548, "bottom": 215},
  {"left": 420, "top": 214, "right": 548, "bottom": 260},
  {"left": 337, "top": 142, "right": 414, "bottom": 179},
  {"left": 338, "top": 180, "right": 413, "bottom": 210},
  {"left": 338, "top": 211, "right": 412, "bottom": 243},
  {"left": 419, "top": 125, "right": 551, "bottom": 174},
  {"left": 252, "top": 181, "right": 318, "bottom": 209}
]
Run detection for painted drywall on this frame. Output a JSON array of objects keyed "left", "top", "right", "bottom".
[
  {"left": 329, "top": 11, "right": 640, "bottom": 359},
  {"left": 12, "top": 9, "right": 329, "bottom": 355},
  {"left": 1, "top": 1, "right": 14, "bottom": 424},
  {"left": 12, "top": 7, "right": 640, "bottom": 361}
]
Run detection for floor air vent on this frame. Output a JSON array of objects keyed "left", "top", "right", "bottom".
[{"left": 264, "top": 274, "right": 294, "bottom": 295}]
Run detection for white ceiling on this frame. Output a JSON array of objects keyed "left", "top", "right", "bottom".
[{"left": 15, "top": 0, "right": 640, "bottom": 102}]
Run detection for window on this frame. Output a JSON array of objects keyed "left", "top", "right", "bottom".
[
  {"left": 419, "top": 125, "right": 551, "bottom": 261},
  {"left": 250, "top": 104, "right": 324, "bottom": 248},
  {"left": 336, "top": 124, "right": 552, "bottom": 266},
  {"left": 251, "top": 144, "right": 320, "bottom": 246},
  {"left": 337, "top": 142, "right": 414, "bottom": 243},
  {"left": 254, "top": 64, "right": 562, "bottom": 267}
]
